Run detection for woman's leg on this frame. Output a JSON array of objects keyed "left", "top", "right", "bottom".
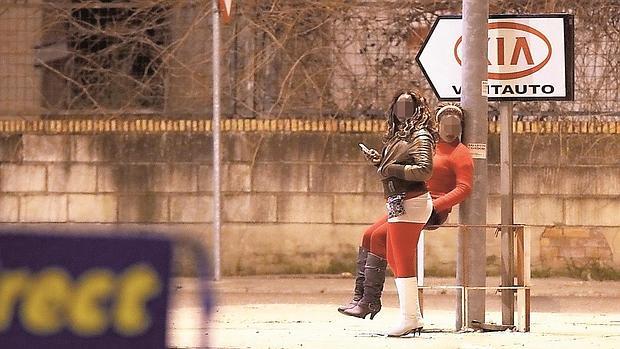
[
  {"left": 340, "top": 250, "right": 387, "bottom": 320},
  {"left": 338, "top": 215, "right": 387, "bottom": 313},
  {"left": 340, "top": 218, "right": 389, "bottom": 319},
  {"left": 369, "top": 222, "right": 388, "bottom": 258},
  {"left": 386, "top": 222, "right": 423, "bottom": 277},
  {"left": 362, "top": 214, "right": 388, "bottom": 249},
  {"left": 386, "top": 222, "right": 425, "bottom": 337}
]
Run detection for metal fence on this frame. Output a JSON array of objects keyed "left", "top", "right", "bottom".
[{"left": 0, "top": 0, "right": 618, "bottom": 119}]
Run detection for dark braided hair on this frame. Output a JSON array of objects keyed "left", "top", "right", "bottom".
[{"left": 383, "top": 90, "right": 439, "bottom": 145}]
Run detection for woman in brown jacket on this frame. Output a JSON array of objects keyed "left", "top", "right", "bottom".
[{"left": 340, "top": 91, "right": 438, "bottom": 337}]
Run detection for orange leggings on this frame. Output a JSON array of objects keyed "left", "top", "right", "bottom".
[
  {"left": 361, "top": 215, "right": 388, "bottom": 258},
  {"left": 361, "top": 215, "right": 423, "bottom": 277}
]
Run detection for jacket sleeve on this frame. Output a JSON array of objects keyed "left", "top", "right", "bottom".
[
  {"left": 403, "top": 135, "right": 434, "bottom": 181},
  {"left": 384, "top": 134, "right": 434, "bottom": 181},
  {"left": 432, "top": 145, "right": 474, "bottom": 212}
]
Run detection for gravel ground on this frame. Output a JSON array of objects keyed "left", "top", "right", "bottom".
[{"left": 167, "top": 276, "right": 620, "bottom": 349}]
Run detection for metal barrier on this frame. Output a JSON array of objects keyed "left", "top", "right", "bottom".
[{"left": 418, "top": 224, "right": 531, "bottom": 332}]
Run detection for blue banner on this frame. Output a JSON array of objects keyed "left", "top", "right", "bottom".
[{"left": 0, "top": 230, "right": 171, "bottom": 349}]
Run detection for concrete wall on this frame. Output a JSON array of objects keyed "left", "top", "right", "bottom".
[{"left": 0, "top": 120, "right": 618, "bottom": 276}]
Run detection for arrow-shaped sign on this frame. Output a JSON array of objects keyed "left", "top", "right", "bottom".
[
  {"left": 219, "top": 0, "right": 233, "bottom": 22},
  {"left": 415, "top": 14, "right": 574, "bottom": 101}
]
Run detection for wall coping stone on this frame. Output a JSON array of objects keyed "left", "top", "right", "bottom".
[{"left": 0, "top": 119, "right": 617, "bottom": 134}]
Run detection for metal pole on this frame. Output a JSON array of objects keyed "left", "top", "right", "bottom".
[
  {"left": 417, "top": 231, "right": 425, "bottom": 286},
  {"left": 500, "top": 101, "right": 514, "bottom": 324},
  {"left": 417, "top": 231, "right": 425, "bottom": 315},
  {"left": 212, "top": 0, "right": 222, "bottom": 281},
  {"left": 457, "top": 0, "right": 488, "bottom": 330}
]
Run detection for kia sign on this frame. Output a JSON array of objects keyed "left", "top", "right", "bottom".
[{"left": 416, "top": 14, "right": 574, "bottom": 101}]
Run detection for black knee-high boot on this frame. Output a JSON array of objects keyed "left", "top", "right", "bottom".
[
  {"left": 340, "top": 252, "right": 387, "bottom": 320},
  {"left": 337, "top": 246, "right": 369, "bottom": 313}
]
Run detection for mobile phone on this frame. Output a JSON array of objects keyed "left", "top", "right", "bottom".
[{"left": 358, "top": 143, "right": 371, "bottom": 154}]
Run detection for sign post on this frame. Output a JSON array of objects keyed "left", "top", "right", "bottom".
[
  {"left": 457, "top": 0, "right": 489, "bottom": 329},
  {"left": 499, "top": 101, "right": 515, "bottom": 325}
]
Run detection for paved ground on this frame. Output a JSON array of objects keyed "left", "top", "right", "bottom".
[{"left": 167, "top": 276, "right": 620, "bottom": 349}]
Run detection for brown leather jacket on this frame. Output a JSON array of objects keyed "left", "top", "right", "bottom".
[{"left": 377, "top": 129, "right": 434, "bottom": 198}]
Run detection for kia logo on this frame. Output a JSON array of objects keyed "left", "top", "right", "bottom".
[{"left": 453, "top": 22, "right": 552, "bottom": 80}]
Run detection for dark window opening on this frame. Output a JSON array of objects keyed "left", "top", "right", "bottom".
[{"left": 40, "top": 0, "right": 170, "bottom": 114}]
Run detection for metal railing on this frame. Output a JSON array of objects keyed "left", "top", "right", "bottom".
[{"left": 418, "top": 224, "right": 531, "bottom": 332}]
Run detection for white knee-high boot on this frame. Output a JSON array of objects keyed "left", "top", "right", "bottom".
[{"left": 387, "top": 277, "right": 424, "bottom": 337}]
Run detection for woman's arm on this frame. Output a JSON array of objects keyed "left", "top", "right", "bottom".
[{"left": 381, "top": 135, "right": 434, "bottom": 181}]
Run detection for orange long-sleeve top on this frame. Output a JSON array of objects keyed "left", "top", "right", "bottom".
[{"left": 426, "top": 141, "right": 474, "bottom": 213}]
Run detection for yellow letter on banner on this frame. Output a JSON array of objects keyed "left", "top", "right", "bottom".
[
  {"left": 113, "top": 264, "right": 162, "bottom": 336},
  {"left": 0, "top": 270, "right": 29, "bottom": 331},
  {"left": 20, "top": 268, "right": 72, "bottom": 335},
  {"left": 67, "top": 269, "right": 115, "bottom": 336}
]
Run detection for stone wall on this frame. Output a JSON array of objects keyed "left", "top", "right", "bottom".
[{"left": 0, "top": 119, "right": 618, "bottom": 276}]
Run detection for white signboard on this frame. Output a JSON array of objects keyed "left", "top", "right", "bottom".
[
  {"left": 416, "top": 14, "right": 574, "bottom": 101},
  {"left": 467, "top": 143, "right": 487, "bottom": 159}
]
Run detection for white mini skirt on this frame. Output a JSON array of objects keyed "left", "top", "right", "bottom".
[{"left": 386, "top": 192, "right": 433, "bottom": 223}]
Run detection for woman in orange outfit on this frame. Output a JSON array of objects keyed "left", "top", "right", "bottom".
[
  {"left": 426, "top": 104, "right": 473, "bottom": 228},
  {"left": 338, "top": 103, "right": 473, "bottom": 337}
]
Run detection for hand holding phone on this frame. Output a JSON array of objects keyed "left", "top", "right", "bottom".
[{"left": 358, "top": 143, "right": 380, "bottom": 163}]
